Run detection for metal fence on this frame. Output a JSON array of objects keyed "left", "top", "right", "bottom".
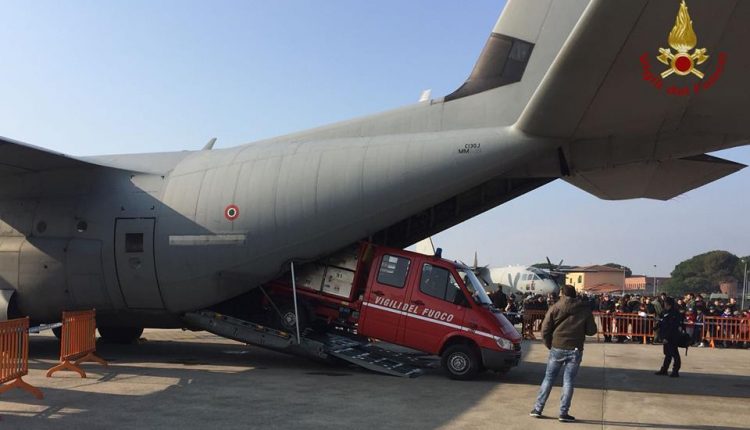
[{"left": 518, "top": 310, "right": 750, "bottom": 347}]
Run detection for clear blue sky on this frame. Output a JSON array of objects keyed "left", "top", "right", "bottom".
[{"left": 2, "top": 1, "right": 749, "bottom": 277}]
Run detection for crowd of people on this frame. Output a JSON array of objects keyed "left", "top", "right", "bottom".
[{"left": 489, "top": 289, "right": 750, "bottom": 348}]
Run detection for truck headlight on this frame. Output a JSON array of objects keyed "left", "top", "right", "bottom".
[{"left": 495, "top": 337, "right": 513, "bottom": 350}]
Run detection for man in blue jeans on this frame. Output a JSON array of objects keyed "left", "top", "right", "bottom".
[{"left": 530, "top": 285, "right": 597, "bottom": 423}]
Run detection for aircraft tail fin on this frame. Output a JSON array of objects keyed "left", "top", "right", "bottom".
[{"left": 442, "top": 0, "right": 590, "bottom": 126}]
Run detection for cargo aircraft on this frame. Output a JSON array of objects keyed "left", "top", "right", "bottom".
[
  {"left": 413, "top": 239, "right": 560, "bottom": 297},
  {"left": 2, "top": 0, "right": 749, "bottom": 346},
  {"left": 476, "top": 265, "right": 560, "bottom": 297}
]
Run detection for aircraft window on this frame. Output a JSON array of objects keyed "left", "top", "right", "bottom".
[
  {"left": 420, "top": 264, "right": 461, "bottom": 303},
  {"left": 509, "top": 39, "right": 533, "bottom": 62},
  {"left": 534, "top": 275, "right": 541, "bottom": 281},
  {"left": 444, "top": 34, "right": 534, "bottom": 102},
  {"left": 125, "top": 233, "right": 144, "bottom": 253},
  {"left": 503, "top": 40, "right": 533, "bottom": 81},
  {"left": 376, "top": 255, "right": 410, "bottom": 289}
]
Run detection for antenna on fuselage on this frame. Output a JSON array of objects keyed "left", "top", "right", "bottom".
[
  {"left": 202, "top": 137, "right": 217, "bottom": 151},
  {"left": 418, "top": 89, "right": 432, "bottom": 102}
]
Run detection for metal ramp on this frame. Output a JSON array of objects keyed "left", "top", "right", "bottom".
[
  {"left": 318, "top": 333, "right": 425, "bottom": 378},
  {"left": 184, "top": 311, "right": 425, "bottom": 378}
]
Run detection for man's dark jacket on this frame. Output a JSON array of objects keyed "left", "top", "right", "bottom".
[
  {"left": 599, "top": 299, "right": 615, "bottom": 313},
  {"left": 657, "top": 308, "right": 684, "bottom": 342},
  {"left": 541, "top": 296, "right": 597, "bottom": 351}
]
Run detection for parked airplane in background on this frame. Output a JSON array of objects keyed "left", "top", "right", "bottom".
[
  {"left": 413, "top": 239, "right": 559, "bottom": 297},
  {"left": 1, "top": 0, "right": 749, "bottom": 349},
  {"left": 475, "top": 265, "right": 560, "bottom": 297}
]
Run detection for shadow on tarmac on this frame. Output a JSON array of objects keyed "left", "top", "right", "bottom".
[
  {"left": 503, "top": 360, "right": 750, "bottom": 399},
  {"left": 10, "top": 334, "right": 503, "bottom": 429},
  {"left": 6, "top": 334, "right": 748, "bottom": 429},
  {"left": 574, "top": 420, "right": 749, "bottom": 430},
  {"left": 25, "top": 334, "right": 750, "bottom": 399}
]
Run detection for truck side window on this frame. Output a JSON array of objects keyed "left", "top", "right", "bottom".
[
  {"left": 376, "top": 255, "right": 411, "bottom": 288},
  {"left": 420, "top": 264, "right": 461, "bottom": 303}
]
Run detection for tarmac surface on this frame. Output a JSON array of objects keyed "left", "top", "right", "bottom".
[{"left": 2, "top": 329, "right": 749, "bottom": 430}]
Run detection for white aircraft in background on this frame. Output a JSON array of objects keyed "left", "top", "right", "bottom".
[
  {"left": 474, "top": 265, "right": 559, "bottom": 297},
  {"left": 414, "top": 239, "right": 559, "bottom": 297}
]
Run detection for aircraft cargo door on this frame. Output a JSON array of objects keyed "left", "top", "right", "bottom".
[{"left": 114, "top": 218, "right": 165, "bottom": 309}]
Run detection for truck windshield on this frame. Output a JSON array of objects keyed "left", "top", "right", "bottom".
[{"left": 457, "top": 266, "right": 493, "bottom": 306}]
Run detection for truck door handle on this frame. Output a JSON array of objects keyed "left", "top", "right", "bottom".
[
  {"left": 412, "top": 300, "right": 425, "bottom": 306},
  {"left": 372, "top": 290, "right": 385, "bottom": 297}
]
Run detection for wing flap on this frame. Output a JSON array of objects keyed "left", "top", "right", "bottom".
[{"left": 565, "top": 154, "right": 745, "bottom": 201}]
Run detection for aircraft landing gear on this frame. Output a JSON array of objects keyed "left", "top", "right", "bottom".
[{"left": 98, "top": 326, "right": 144, "bottom": 344}]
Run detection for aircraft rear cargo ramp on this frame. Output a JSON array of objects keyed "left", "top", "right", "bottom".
[{"left": 184, "top": 311, "right": 425, "bottom": 378}]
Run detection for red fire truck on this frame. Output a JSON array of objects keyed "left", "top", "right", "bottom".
[{"left": 187, "top": 243, "right": 522, "bottom": 380}]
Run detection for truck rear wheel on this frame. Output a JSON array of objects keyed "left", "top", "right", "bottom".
[
  {"left": 274, "top": 306, "right": 310, "bottom": 334},
  {"left": 441, "top": 344, "right": 480, "bottom": 380}
]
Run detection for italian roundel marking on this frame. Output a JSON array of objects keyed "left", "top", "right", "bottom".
[{"left": 224, "top": 204, "right": 240, "bottom": 221}]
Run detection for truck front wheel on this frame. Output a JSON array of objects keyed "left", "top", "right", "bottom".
[{"left": 441, "top": 344, "right": 480, "bottom": 380}]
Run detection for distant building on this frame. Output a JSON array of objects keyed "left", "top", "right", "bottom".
[
  {"left": 582, "top": 283, "right": 623, "bottom": 294},
  {"left": 566, "top": 265, "right": 626, "bottom": 293},
  {"left": 625, "top": 275, "right": 671, "bottom": 295},
  {"left": 719, "top": 279, "right": 738, "bottom": 298}
]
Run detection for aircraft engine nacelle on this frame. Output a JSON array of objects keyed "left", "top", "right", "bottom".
[{"left": 0, "top": 235, "right": 116, "bottom": 322}]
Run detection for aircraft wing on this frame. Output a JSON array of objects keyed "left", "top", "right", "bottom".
[
  {"left": 0, "top": 136, "right": 100, "bottom": 176},
  {"left": 517, "top": 0, "right": 750, "bottom": 141}
]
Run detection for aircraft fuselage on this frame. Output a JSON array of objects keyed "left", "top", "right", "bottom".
[{"left": 1, "top": 128, "right": 554, "bottom": 325}]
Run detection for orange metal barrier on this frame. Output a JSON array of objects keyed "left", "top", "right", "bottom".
[
  {"left": 522, "top": 310, "right": 548, "bottom": 340},
  {"left": 593, "top": 312, "right": 655, "bottom": 344},
  {"left": 0, "top": 317, "right": 43, "bottom": 399},
  {"left": 702, "top": 316, "right": 750, "bottom": 347},
  {"left": 47, "top": 310, "right": 108, "bottom": 378}
]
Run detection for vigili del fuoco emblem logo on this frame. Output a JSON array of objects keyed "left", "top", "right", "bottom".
[
  {"left": 656, "top": 0, "right": 708, "bottom": 78},
  {"left": 640, "top": 0, "right": 727, "bottom": 96}
]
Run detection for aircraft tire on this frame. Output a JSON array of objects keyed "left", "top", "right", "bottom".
[
  {"left": 98, "top": 326, "right": 144, "bottom": 344},
  {"left": 441, "top": 344, "right": 480, "bottom": 380}
]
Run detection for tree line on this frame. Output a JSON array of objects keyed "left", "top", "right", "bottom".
[{"left": 661, "top": 251, "right": 749, "bottom": 296}]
